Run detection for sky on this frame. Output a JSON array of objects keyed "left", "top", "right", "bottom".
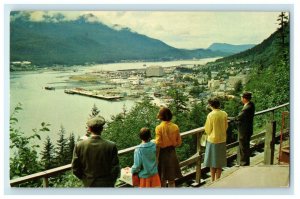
[{"left": 24, "top": 11, "right": 281, "bottom": 49}]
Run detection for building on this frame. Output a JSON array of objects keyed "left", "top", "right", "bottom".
[
  {"left": 128, "top": 76, "right": 142, "bottom": 85},
  {"left": 146, "top": 66, "right": 164, "bottom": 77}
]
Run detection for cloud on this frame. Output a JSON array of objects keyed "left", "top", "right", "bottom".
[{"left": 13, "top": 11, "right": 282, "bottom": 49}]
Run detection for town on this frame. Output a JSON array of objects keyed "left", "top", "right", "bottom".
[{"left": 63, "top": 60, "right": 252, "bottom": 106}]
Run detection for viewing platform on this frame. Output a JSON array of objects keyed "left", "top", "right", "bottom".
[
  {"left": 203, "top": 138, "right": 290, "bottom": 188},
  {"left": 9, "top": 103, "right": 290, "bottom": 189},
  {"left": 206, "top": 165, "right": 289, "bottom": 188}
]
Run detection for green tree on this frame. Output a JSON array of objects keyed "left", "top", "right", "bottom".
[
  {"left": 54, "top": 126, "right": 68, "bottom": 166},
  {"left": 10, "top": 104, "right": 50, "bottom": 186},
  {"left": 89, "top": 103, "right": 100, "bottom": 118},
  {"left": 65, "top": 133, "right": 76, "bottom": 164},
  {"left": 276, "top": 12, "right": 289, "bottom": 64},
  {"left": 189, "top": 86, "right": 204, "bottom": 98},
  {"left": 40, "top": 136, "right": 55, "bottom": 170},
  {"left": 233, "top": 80, "right": 243, "bottom": 96},
  {"left": 167, "top": 86, "right": 189, "bottom": 116},
  {"left": 277, "top": 12, "right": 289, "bottom": 49},
  {"left": 103, "top": 98, "right": 159, "bottom": 167}
]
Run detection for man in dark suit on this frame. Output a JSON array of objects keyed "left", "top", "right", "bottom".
[
  {"left": 236, "top": 92, "right": 255, "bottom": 166},
  {"left": 72, "top": 116, "right": 120, "bottom": 187}
]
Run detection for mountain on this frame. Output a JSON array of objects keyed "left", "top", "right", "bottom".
[
  {"left": 208, "top": 43, "right": 255, "bottom": 55},
  {"left": 212, "top": 19, "right": 290, "bottom": 108},
  {"left": 216, "top": 27, "right": 284, "bottom": 67},
  {"left": 10, "top": 13, "right": 246, "bottom": 67}
]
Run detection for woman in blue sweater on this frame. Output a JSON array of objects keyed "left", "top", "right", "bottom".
[{"left": 131, "top": 128, "right": 161, "bottom": 187}]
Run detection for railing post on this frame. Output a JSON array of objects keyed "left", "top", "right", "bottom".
[
  {"left": 43, "top": 177, "right": 49, "bottom": 187},
  {"left": 191, "top": 131, "right": 202, "bottom": 186},
  {"left": 264, "top": 112, "right": 276, "bottom": 165}
]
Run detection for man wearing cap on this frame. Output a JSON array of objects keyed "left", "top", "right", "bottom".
[
  {"left": 72, "top": 116, "right": 120, "bottom": 187},
  {"left": 236, "top": 92, "right": 255, "bottom": 166}
]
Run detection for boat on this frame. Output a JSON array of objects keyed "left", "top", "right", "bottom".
[{"left": 44, "top": 86, "right": 55, "bottom": 90}]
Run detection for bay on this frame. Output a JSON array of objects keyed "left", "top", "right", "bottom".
[{"left": 10, "top": 58, "right": 218, "bottom": 150}]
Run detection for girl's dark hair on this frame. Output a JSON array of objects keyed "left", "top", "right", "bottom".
[
  {"left": 139, "top": 127, "right": 151, "bottom": 142},
  {"left": 208, "top": 98, "right": 221, "bottom": 109},
  {"left": 157, "top": 107, "right": 173, "bottom": 121}
]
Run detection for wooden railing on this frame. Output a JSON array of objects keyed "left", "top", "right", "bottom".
[{"left": 10, "top": 103, "right": 289, "bottom": 187}]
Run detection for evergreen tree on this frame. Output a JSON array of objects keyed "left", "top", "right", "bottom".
[
  {"left": 89, "top": 103, "right": 100, "bottom": 118},
  {"left": 277, "top": 12, "right": 289, "bottom": 49},
  {"left": 233, "top": 80, "right": 243, "bottom": 96},
  {"left": 40, "top": 136, "right": 55, "bottom": 170},
  {"left": 276, "top": 12, "right": 289, "bottom": 62},
  {"left": 55, "top": 125, "right": 68, "bottom": 166},
  {"left": 103, "top": 98, "right": 159, "bottom": 167},
  {"left": 65, "top": 133, "right": 76, "bottom": 164},
  {"left": 167, "top": 86, "right": 189, "bottom": 115}
]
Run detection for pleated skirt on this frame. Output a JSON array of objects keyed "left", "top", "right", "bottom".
[
  {"left": 158, "top": 146, "right": 183, "bottom": 181},
  {"left": 204, "top": 141, "right": 227, "bottom": 168}
]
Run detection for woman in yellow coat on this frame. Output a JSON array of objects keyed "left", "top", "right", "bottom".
[
  {"left": 155, "top": 107, "right": 183, "bottom": 187},
  {"left": 204, "top": 98, "right": 228, "bottom": 182}
]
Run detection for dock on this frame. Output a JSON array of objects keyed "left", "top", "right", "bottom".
[{"left": 64, "top": 88, "right": 123, "bottom": 101}]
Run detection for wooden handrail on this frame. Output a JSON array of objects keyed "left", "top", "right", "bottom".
[
  {"left": 254, "top": 103, "right": 289, "bottom": 116},
  {"left": 10, "top": 102, "right": 289, "bottom": 187}
]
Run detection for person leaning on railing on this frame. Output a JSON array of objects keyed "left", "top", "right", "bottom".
[
  {"left": 235, "top": 91, "right": 255, "bottom": 166},
  {"left": 71, "top": 116, "right": 120, "bottom": 187}
]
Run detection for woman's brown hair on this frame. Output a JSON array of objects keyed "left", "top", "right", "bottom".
[{"left": 157, "top": 107, "right": 173, "bottom": 121}]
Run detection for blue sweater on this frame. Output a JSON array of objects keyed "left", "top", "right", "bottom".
[{"left": 131, "top": 141, "right": 158, "bottom": 178}]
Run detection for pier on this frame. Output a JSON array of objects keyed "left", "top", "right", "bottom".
[{"left": 64, "top": 88, "right": 123, "bottom": 101}]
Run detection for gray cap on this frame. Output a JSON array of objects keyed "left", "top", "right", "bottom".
[{"left": 86, "top": 116, "right": 106, "bottom": 128}]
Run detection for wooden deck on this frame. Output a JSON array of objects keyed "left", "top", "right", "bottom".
[
  {"left": 206, "top": 165, "right": 289, "bottom": 188},
  {"left": 204, "top": 140, "right": 290, "bottom": 188}
]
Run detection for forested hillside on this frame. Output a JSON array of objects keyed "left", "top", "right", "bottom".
[
  {"left": 215, "top": 13, "right": 289, "bottom": 110},
  {"left": 10, "top": 12, "right": 232, "bottom": 66}
]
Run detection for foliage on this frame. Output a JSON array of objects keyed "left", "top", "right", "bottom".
[
  {"left": 40, "top": 136, "right": 56, "bottom": 170},
  {"left": 233, "top": 80, "right": 243, "bottom": 96},
  {"left": 189, "top": 86, "right": 205, "bottom": 98},
  {"left": 10, "top": 103, "right": 50, "bottom": 186},
  {"left": 89, "top": 103, "right": 100, "bottom": 118},
  {"left": 65, "top": 133, "right": 76, "bottom": 164},
  {"left": 176, "top": 101, "right": 208, "bottom": 160},
  {"left": 49, "top": 171, "right": 83, "bottom": 187},
  {"left": 103, "top": 99, "right": 159, "bottom": 167},
  {"left": 167, "top": 86, "right": 189, "bottom": 116},
  {"left": 54, "top": 126, "right": 69, "bottom": 166}
]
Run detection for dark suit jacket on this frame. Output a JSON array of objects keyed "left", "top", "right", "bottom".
[
  {"left": 72, "top": 135, "right": 120, "bottom": 187},
  {"left": 236, "top": 101, "right": 255, "bottom": 139}
]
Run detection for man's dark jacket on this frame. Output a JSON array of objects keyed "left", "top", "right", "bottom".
[
  {"left": 236, "top": 101, "right": 255, "bottom": 138},
  {"left": 72, "top": 136, "right": 120, "bottom": 187}
]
